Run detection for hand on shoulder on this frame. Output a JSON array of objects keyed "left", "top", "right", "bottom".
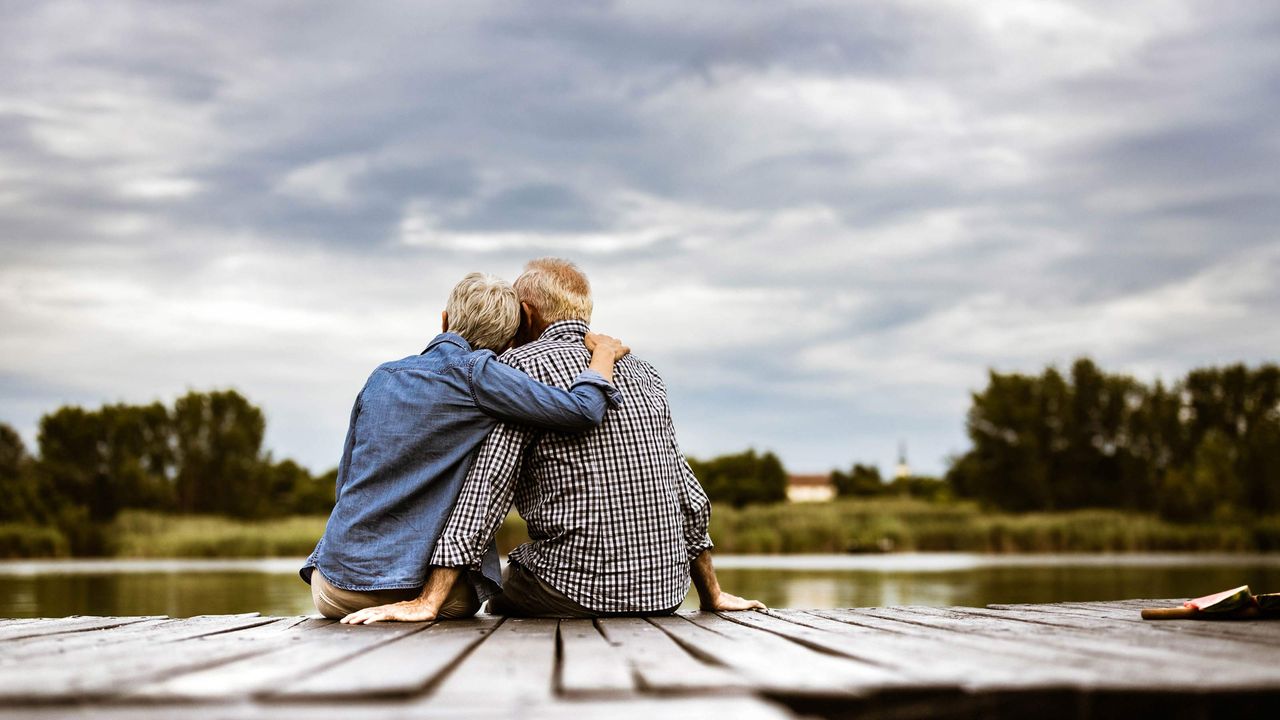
[{"left": 585, "top": 331, "right": 630, "bottom": 362}]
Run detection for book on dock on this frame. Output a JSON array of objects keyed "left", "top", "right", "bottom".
[{"left": 1141, "top": 585, "right": 1280, "bottom": 620}]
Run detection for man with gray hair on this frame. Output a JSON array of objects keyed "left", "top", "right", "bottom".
[
  {"left": 301, "top": 271, "right": 629, "bottom": 620},
  {"left": 342, "top": 259, "right": 762, "bottom": 623}
]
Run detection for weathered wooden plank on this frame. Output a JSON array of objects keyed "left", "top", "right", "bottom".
[
  {"left": 0, "top": 615, "right": 164, "bottom": 642},
  {"left": 522, "top": 696, "right": 798, "bottom": 720},
  {"left": 1000, "top": 601, "right": 1280, "bottom": 644},
  {"left": 809, "top": 608, "right": 1192, "bottom": 690},
  {"left": 0, "top": 614, "right": 277, "bottom": 662},
  {"left": 0, "top": 618, "right": 173, "bottom": 661},
  {"left": 0, "top": 695, "right": 800, "bottom": 720},
  {"left": 556, "top": 619, "right": 636, "bottom": 698},
  {"left": 0, "top": 633, "right": 287, "bottom": 703},
  {"left": 422, "top": 617, "right": 559, "bottom": 709},
  {"left": 266, "top": 616, "right": 500, "bottom": 700},
  {"left": 924, "top": 604, "right": 1280, "bottom": 664},
  {"left": 596, "top": 617, "right": 747, "bottom": 694},
  {"left": 223, "top": 616, "right": 326, "bottom": 638},
  {"left": 723, "top": 609, "right": 1102, "bottom": 691},
  {"left": 651, "top": 612, "right": 902, "bottom": 698},
  {"left": 125, "top": 619, "right": 429, "bottom": 701},
  {"left": 5, "top": 617, "right": 326, "bottom": 695},
  {"left": 963, "top": 604, "right": 1280, "bottom": 652},
  {"left": 853, "top": 607, "right": 1280, "bottom": 689}
]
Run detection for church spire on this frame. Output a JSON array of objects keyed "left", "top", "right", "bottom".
[{"left": 894, "top": 440, "right": 911, "bottom": 480}]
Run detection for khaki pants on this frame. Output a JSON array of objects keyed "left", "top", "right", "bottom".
[{"left": 311, "top": 570, "right": 481, "bottom": 621}]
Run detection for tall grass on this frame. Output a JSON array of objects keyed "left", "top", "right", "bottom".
[
  {"left": 0, "top": 523, "right": 71, "bottom": 559},
  {"left": 13, "top": 501, "right": 1278, "bottom": 559},
  {"left": 110, "top": 511, "right": 326, "bottom": 558},
  {"left": 707, "top": 498, "right": 1271, "bottom": 554}
]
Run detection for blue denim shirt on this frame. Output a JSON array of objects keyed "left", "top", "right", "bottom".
[{"left": 300, "top": 332, "right": 621, "bottom": 596}]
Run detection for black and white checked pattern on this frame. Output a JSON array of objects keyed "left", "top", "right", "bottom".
[{"left": 431, "top": 320, "right": 714, "bottom": 613}]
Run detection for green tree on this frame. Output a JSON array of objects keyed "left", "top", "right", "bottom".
[
  {"left": 0, "top": 423, "right": 46, "bottom": 524},
  {"left": 950, "top": 359, "right": 1280, "bottom": 520},
  {"left": 959, "top": 371, "right": 1053, "bottom": 511},
  {"left": 37, "top": 407, "right": 116, "bottom": 523},
  {"left": 687, "top": 449, "right": 787, "bottom": 507},
  {"left": 256, "top": 458, "right": 335, "bottom": 517},
  {"left": 99, "top": 403, "right": 175, "bottom": 512},
  {"left": 832, "top": 463, "right": 884, "bottom": 497},
  {"left": 172, "top": 390, "right": 266, "bottom": 517}
]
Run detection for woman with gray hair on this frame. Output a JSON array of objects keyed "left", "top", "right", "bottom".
[{"left": 300, "top": 272, "right": 628, "bottom": 620}]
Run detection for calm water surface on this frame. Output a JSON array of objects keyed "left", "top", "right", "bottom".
[{"left": 2, "top": 554, "right": 1278, "bottom": 618}]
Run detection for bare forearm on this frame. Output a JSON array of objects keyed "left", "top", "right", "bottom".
[
  {"left": 690, "top": 549, "right": 722, "bottom": 610},
  {"left": 416, "top": 566, "right": 462, "bottom": 606},
  {"left": 690, "top": 549, "right": 767, "bottom": 612},
  {"left": 583, "top": 332, "right": 628, "bottom": 384},
  {"left": 587, "top": 346, "right": 618, "bottom": 384}
]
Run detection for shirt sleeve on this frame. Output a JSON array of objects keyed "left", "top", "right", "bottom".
[
  {"left": 430, "top": 421, "right": 536, "bottom": 569},
  {"left": 468, "top": 353, "right": 623, "bottom": 432},
  {"left": 650, "top": 368, "right": 714, "bottom": 560}
]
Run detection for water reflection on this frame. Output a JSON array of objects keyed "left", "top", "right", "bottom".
[
  {"left": 1, "top": 571, "right": 315, "bottom": 618},
  {"left": 706, "top": 562, "right": 1280, "bottom": 610},
  {"left": 1, "top": 555, "right": 1278, "bottom": 618}
]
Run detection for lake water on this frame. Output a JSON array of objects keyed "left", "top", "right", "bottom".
[{"left": 2, "top": 554, "right": 1278, "bottom": 618}]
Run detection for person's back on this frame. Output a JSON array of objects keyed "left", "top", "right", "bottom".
[
  {"left": 305, "top": 339, "right": 525, "bottom": 592},
  {"left": 480, "top": 319, "right": 711, "bottom": 613}
]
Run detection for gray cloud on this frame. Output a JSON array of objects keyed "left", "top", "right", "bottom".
[{"left": 1, "top": 0, "right": 1278, "bottom": 475}]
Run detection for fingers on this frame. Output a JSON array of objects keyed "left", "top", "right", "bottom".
[
  {"left": 340, "top": 609, "right": 368, "bottom": 624},
  {"left": 587, "top": 332, "right": 623, "bottom": 349},
  {"left": 339, "top": 606, "right": 390, "bottom": 625}
]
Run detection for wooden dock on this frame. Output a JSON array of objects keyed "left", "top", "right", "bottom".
[{"left": 1, "top": 599, "right": 1278, "bottom": 719}]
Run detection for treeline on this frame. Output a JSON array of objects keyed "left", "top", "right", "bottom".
[
  {"left": 687, "top": 449, "right": 788, "bottom": 507},
  {"left": 0, "top": 391, "right": 334, "bottom": 555},
  {"left": 687, "top": 450, "right": 948, "bottom": 506},
  {"left": 946, "top": 359, "right": 1280, "bottom": 521},
  {"left": 831, "top": 464, "right": 948, "bottom": 502}
]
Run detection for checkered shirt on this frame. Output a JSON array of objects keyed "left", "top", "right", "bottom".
[{"left": 430, "top": 319, "right": 714, "bottom": 613}]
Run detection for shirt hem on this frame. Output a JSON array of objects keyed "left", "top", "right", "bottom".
[{"left": 312, "top": 567, "right": 428, "bottom": 593}]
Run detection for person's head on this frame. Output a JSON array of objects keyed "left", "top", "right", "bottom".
[
  {"left": 441, "top": 272, "right": 520, "bottom": 352},
  {"left": 512, "top": 257, "right": 592, "bottom": 345}
]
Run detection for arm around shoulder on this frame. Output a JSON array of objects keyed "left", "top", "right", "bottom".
[{"left": 469, "top": 352, "right": 621, "bottom": 432}]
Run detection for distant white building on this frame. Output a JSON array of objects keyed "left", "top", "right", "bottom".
[{"left": 787, "top": 474, "right": 835, "bottom": 503}]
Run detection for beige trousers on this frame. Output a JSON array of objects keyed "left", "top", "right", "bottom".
[{"left": 311, "top": 570, "right": 481, "bottom": 621}]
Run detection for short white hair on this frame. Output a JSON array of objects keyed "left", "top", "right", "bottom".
[
  {"left": 445, "top": 272, "right": 520, "bottom": 352},
  {"left": 513, "top": 257, "right": 592, "bottom": 324}
]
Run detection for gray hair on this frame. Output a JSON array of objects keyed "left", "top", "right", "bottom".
[
  {"left": 513, "top": 258, "right": 593, "bottom": 324},
  {"left": 445, "top": 272, "right": 520, "bottom": 352}
]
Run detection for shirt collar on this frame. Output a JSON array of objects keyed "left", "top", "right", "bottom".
[
  {"left": 540, "top": 319, "right": 590, "bottom": 342},
  {"left": 423, "top": 332, "right": 472, "bottom": 354}
]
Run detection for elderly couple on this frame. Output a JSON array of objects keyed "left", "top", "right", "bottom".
[{"left": 300, "top": 258, "right": 763, "bottom": 622}]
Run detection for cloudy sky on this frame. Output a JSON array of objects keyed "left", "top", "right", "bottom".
[{"left": 2, "top": 0, "right": 1278, "bottom": 476}]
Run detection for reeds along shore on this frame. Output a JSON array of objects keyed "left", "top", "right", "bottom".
[{"left": 2, "top": 499, "right": 1278, "bottom": 559}]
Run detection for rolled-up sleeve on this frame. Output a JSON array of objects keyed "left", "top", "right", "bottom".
[
  {"left": 648, "top": 369, "right": 714, "bottom": 560},
  {"left": 675, "top": 441, "right": 715, "bottom": 560},
  {"left": 469, "top": 354, "right": 622, "bottom": 432}
]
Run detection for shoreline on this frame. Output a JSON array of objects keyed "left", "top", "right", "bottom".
[{"left": 3, "top": 551, "right": 1279, "bottom": 576}]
